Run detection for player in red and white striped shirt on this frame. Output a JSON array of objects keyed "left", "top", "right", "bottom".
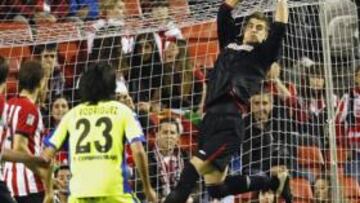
[
  {"left": 335, "top": 66, "right": 360, "bottom": 183},
  {"left": 0, "top": 57, "right": 49, "bottom": 203},
  {"left": 2, "top": 60, "right": 50, "bottom": 203}
]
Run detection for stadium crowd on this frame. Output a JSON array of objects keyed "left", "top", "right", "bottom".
[{"left": 1, "top": 0, "right": 360, "bottom": 202}]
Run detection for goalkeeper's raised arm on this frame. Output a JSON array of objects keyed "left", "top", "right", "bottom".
[
  {"left": 275, "top": 0, "right": 289, "bottom": 24},
  {"left": 224, "top": 0, "right": 289, "bottom": 23}
]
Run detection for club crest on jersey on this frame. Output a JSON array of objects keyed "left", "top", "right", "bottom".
[
  {"left": 226, "top": 43, "right": 254, "bottom": 52},
  {"left": 26, "top": 114, "right": 35, "bottom": 126}
]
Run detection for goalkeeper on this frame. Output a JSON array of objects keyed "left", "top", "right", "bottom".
[{"left": 164, "top": 0, "right": 291, "bottom": 202}]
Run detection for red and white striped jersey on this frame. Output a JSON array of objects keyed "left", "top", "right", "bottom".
[
  {"left": 0, "top": 94, "right": 8, "bottom": 152},
  {"left": 336, "top": 88, "right": 360, "bottom": 148},
  {"left": 0, "top": 94, "right": 8, "bottom": 181},
  {"left": 2, "top": 96, "right": 45, "bottom": 197}
]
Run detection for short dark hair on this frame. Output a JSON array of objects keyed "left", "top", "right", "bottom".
[
  {"left": 18, "top": 60, "right": 44, "bottom": 93},
  {"left": 54, "top": 165, "right": 70, "bottom": 177},
  {"left": 159, "top": 117, "right": 180, "bottom": 134},
  {"left": 244, "top": 11, "right": 270, "bottom": 30},
  {"left": 0, "top": 56, "right": 9, "bottom": 85},
  {"left": 79, "top": 62, "right": 116, "bottom": 104},
  {"left": 90, "top": 35, "right": 122, "bottom": 69}
]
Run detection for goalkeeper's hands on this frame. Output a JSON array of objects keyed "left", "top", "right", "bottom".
[
  {"left": 225, "top": 0, "right": 241, "bottom": 8},
  {"left": 275, "top": 0, "right": 289, "bottom": 23}
]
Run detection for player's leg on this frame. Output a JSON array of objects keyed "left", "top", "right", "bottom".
[
  {"left": 203, "top": 153, "right": 278, "bottom": 200},
  {"left": 164, "top": 113, "right": 222, "bottom": 203},
  {"left": 205, "top": 169, "right": 290, "bottom": 200},
  {"left": 203, "top": 116, "right": 291, "bottom": 200}
]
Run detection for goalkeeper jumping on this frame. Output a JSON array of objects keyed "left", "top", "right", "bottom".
[{"left": 164, "top": 0, "right": 292, "bottom": 202}]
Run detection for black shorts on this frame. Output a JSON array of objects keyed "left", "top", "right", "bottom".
[
  {"left": 0, "top": 181, "right": 15, "bottom": 203},
  {"left": 15, "top": 192, "right": 44, "bottom": 203},
  {"left": 195, "top": 112, "right": 244, "bottom": 171}
]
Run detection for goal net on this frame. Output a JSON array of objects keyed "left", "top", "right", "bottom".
[{"left": 1, "top": 0, "right": 360, "bottom": 202}]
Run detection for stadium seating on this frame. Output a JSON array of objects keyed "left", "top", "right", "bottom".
[
  {"left": 182, "top": 21, "right": 219, "bottom": 69},
  {"left": 297, "top": 145, "right": 325, "bottom": 168},
  {"left": 58, "top": 41, "right": 80, "bottom": 63},
  {"left": 0, "top": 22, "right": 33, "bottom": 43},
  {"left": 290, "top": 177, "right": 314, "bottom": 201},
  {"left": 339, "top": 175, "right": 360, "bottom": 199},
  {"left": 35, "top": 22, "right": 81, "bottom": 43}
]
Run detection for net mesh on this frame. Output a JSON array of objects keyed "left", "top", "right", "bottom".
[{"left": 1, "top": 0, "right": 360, "bottom": 202}]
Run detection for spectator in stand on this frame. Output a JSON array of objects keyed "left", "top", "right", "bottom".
[
  {"left": 242, "top": 91, "right": 273, "bottom": 176},
  {"left": 47, "top": 95, "right": 70, "bottom": 166},
  {"left": 336, "top": 66, "right": 360, "bottom": 183},
  {"left": 0, "top": 0, "right": 52, "bottom": 22},
  {"left": 298, "top": 63, "right": 338, "bottom": 151},
  {"left": 263, "top": 62, "right": 317, "bottom": 178},
  {"left": 140, "top": 0, "right": 184, "bottom": 61},
  {"left": 33, "top": 11, "right": 57, "bottom": 24},
  {"left": 53, "top": 165, "right": 70, "bottom": 203},
  {"left": 2, "top": 60, "right": 51, "bottom": 203},
  {"left": 33, "top": 43, "right": 64, "bottom": 98},
  {"left": 155, "top": 39, "right": 204, "bottom": 110},
  {"left": 87, "top": 0, "right": 134, "bottom": 55},
  {"left": 313, "top": 175, "right": 331, "bottom": 203},
  {"left": 130, "top": 33, "right": 163, "bottom": 111},
  {"left": 265, "top": 62, "right": 298, "bottom": 132},
  {"left": 87, "top": 32, "right": 132, "bottom": 106},
  {"left": 33, "top": 43, "right": 64, "bottom": 126},
  {"left": 100, "top": 0, "right": 126, "bottom": 20},
  {"left": 49, "top": 96, "right": 70, "bottom": 130},
  {"left": 137, "top": 117, "right": 193, "bottom": 202},
  {"left": 241, "top": 90, "right": 298, "bottom": 177},
  {"left": 69, "top": 0, "right": 99, "bottom": 21},
  {"left": 48, "top": 0, "right": 70, "bottom": 20}
]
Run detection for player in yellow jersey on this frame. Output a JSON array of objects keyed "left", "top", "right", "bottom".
[{"left": 40, "top": 62, "right": 157, "bottom": 203}]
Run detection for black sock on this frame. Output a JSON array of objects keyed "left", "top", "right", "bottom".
[
  {"left": 164, "top": 163, "right": 200, "bottom": 203},
  {"left": 221, "top": 175, "right": 273, "bottom": 195},
  {"left": 248, "top": 176, "right": 273, "bottom": 191},
  {"left": 268, "top": 175, "right": 280, "bottom": 192}
]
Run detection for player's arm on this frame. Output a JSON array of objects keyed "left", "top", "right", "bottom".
[
  {"left": 40, "top": 114, "right": 70, "bottom": 203},
  {"left": 260, "top": 0, "right": 288, "bottom": 67},
  {"left": 275, "top": 0, "right": 289, "bottom": 24},
  {"left": 130, "top": 141, "right": 156, "bottom": 202},
  {"left": 1, "top": 148, "right": 47, "bottom": 165},
  {"left": 12, "top": 133, "right": 54, "bottom": 202},
  {"left": 217, "top": 0, "right": 242, "bottom": 50},
  {"left": 13, "top": 133, "right": 32, "bottom": 154},
  {"left": 12, "top": 133, "right": 50, "bottom": 168},
  {"left": 124, "top": 109, "right": 157, "bottom": 202}
]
